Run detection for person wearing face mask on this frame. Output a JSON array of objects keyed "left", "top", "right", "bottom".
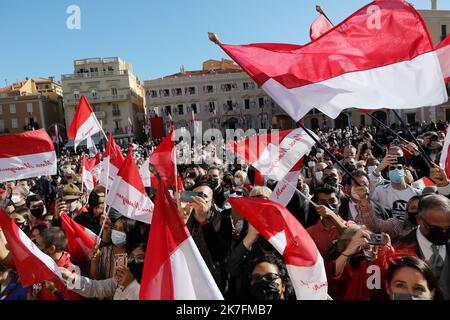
[
  {"left": 26, "top": 194, "right": 48, "bottom": 221},
  {"left": 59, "top": 244, "right": 146, "bottom": 300},
  {"left": 89, "top": 217, "right": 138, "bottom": 281},
  {"left": 307, "top": 187, "right": 354, "bottom": 255},
  {"left": 10, "top": 208, "right": 34, "bottom": 236},
  {"left": 340, "top": 170, "right": 390, "bottom": 224},
  {"left": 395, "top": 194, "right": 450, "bottom": 299},
  {"left": 385, "top": 255, "right": 444, "bottom": 300},
  {"left": 308, "top": 162, "right": 327, "bottom": 195},
  {"left": 9, "top": 186, "right": 28, "bottom": 211},
  {"left": 249, "top": 255, "right": 295, "bottom": 300},
  {"left": 74, "top": 191, "right": 105, "bottom": 235},
  {"left": 33, "top": 227, "right": 82, "bottom": 300},
  {"left": 206, "top": 167, "right": 230, "bottom": 209},
  {"left": 181, "top": 182, "right": 232, "bottom": 294},
  {"left": 371, "top": 147, "right": 421, "bottom": 222}
]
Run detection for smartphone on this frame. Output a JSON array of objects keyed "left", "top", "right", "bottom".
[
  {"left": 396, "top": 156, "right": 405, "bottom": 165},
  {"left": 368, "top": 233, "right": 386, "bottom": 245},
  {"left": 180, "top": 191, "right": 204, "bottom": 203},
  {"left": 114, "top": 253, "right": 128, "bottom": 270}
]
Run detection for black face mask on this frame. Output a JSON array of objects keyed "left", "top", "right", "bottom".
[
  {"left": 407, "top": 213, "right": 418, "bottom": 226},
  {"left": 344, "top": 164, "right": 356, "bottom": 173},
  {"left": 250, "top": 281, "right": 282, "bottom": 300},
  {"left": 208, "top": 178, "right": 219, "bottom": 189},
  {"left": 128, "top": 262, "right": 144, "bottom": 283},
  {"left": 324, "top": 203, "right": 339, "bottom": 214},
  {"left": 322, "top": 176, "right": 339, "bottom": 188},
  {"left": 30, "top": 207, "right": 45, "bottom": 218},
  {"left": 425, "top": 226, "right": 450, "bottom": 246}
]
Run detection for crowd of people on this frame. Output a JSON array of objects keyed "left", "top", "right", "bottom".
[{"left": 1, "top": 119, "right": 450, "bottom": 300}]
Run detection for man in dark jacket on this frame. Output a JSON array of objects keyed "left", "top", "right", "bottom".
[{"left": 184, "top": 182, "right": 232, "bottom": 294}]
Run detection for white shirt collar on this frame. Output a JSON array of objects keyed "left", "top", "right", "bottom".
[{"left": 416, "top": 227, "right": 446, "bottom": 262}]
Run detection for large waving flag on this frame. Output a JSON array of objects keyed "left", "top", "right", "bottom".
[
  {"left": 139, "top": 181, "right": 223, "bottom": 300},
  {"left": 437, "top": 34, "right": 450, "bottom": 84},
  {"left": 99, "top": 134, "right": 125, "bottom": 189},
  {"left": 150, "top": 130, "right": 183, "bottom": 190},
  {"left": 0, "top": 209, "right": 62, "bottom": 286},
  {"left": 0, "top": 129, "right": 57, "bottom": 183},
  {"left": 228, "top": 197, "right": 328, "bottom": 300},
  {"left": 68, "top": 96, "right": 103, "bottom": 150},
  {"left": 231, "top": 128, "right": 317, "bottom": 181},
  {"left": 310, "top": 13, "right": 333, "bottom": 40},
  {"left": 61, "top": 212, "right": 98, "bottom": 266},
  {"left": 214, "top": 0, "right": 447, "bottom": 121},
  {"left": 106, "top": 146, "right": 154, "bottom": 224}
]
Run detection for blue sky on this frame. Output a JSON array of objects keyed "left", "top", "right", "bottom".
[{"left": 0, "top": 0, "right": 449, "bottom": 84}]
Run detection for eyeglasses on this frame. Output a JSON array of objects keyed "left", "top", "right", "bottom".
[
  {"left": 250, "top": 272, "right": 281, "bottom": 285},
  {"left": 128, "top": 254, "right": 145, "bottom": 264}
]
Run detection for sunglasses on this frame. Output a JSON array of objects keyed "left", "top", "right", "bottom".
[
  {"left": 250, "top": 272, "right": 281, "bottom": 285},
  {"left": 389, "top": 165, "right": 403, "bottom": 170}
]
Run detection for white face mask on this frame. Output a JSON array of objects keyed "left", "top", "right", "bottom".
[
  {"left": 308, "top": 161, "right": 316, "bottom": 168},
  {"left": 234, "top": 178, "right": 243, "bottom": 186},
  {"left": 69, "top": 201, "right": 79, "bottom": 213},
  {"left": 315, "top": 171, "right": 323, "bottom": 181},
  {"left": 11, "top": 195, "right": 22, "bottom": 204}
]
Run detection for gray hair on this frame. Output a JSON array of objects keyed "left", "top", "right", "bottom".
[
  {"left": 418, "top": 194, "right": 450, "bottom": 218},
  {"left": 249, "top": 186, "right": 272, "bottom": 198},
  {"left": 13, "top": 185, "right": 29, "bottom": 198}
]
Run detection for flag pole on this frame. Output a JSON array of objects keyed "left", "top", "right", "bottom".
[
  {"left": 391, "top": 110, "right": 435, "bottom": 167},
  {"left": 366, "top": 112, "right": 410, "bottom": 144},
  {"left": 96, "top": 152, "right": 111, "bottom": 248},
  {"left": 297, "top": 121, "right": 362, "bottom": 186},
  {"left": 316, "top": 5, "right": 333, "bottom": 25}
]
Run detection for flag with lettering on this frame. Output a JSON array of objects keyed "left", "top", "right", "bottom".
[
  {"left": 0, "top": 129, "right": 57, "bottom": 183},
  {"left": 106, "top": 145, "right": 154, "bottom": 224}
]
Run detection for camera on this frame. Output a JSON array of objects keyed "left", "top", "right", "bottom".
[{"left": 368, "top": 233, "right": 385, "bottom": 245}]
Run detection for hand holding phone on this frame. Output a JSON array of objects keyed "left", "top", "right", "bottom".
[{"left": 180, "top": 191, "right": 205, "bottom": 203}]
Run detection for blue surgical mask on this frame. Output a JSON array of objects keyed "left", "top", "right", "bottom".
[
  {"left": 111, "top": 230, "right": 127, "bottom": 246},
  {"left": 315, "top": 171, "right": 323, "bottom": 181},
  {"left": 389, "top": 169, "right": 405, "bottom": 184}
]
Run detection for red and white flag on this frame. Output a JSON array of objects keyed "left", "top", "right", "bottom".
[
  {"left": 68, "top": 96, "right": 103, "bottom": 150},
  {"left": 0, "top": 209, "right": 62, "bottom": 286},
  {"left": 231, "top": 128, "right": 317, "bottom": 181},
  {"left": 217, "top": 0, "right": 447, "bottom": 121},
  {"left": 310, "top": 13, "right": 333, "bottom": 40},
  {"left": 269, "top": 158, "right": 304, "bottom": 206},
  {"left": 81, "top": 153, "right": 94, "bottom": 194},
  {"left": 150, "top": 130, "right": 183, "bottom": 190},
  {"left": 0, "top": 129, "right": 57, "bottom": 183},
  {"left": 99, "top": 134, "right": 125, "bottom": 189},
  {"left": 139, "top": 181, "right": 223, "bottom": 300},
  {"left": 228, "top": 197, "right": 328, "bottom": 300},
  {"left": 437, "top": 34, "right": 450, "bottom": 84},
  {"left": 412, "top": 176, "right": 436, "bottom": 191},
  {"left": 91, "top": 152, "right": 102, "bottom": 182},
  {"left": 139, "top": 158, "right": 159, "bottom": 188},
  {"left": 106, "top": 145, "right": 154, "bottom": 224},
  {"left": 61, "top": 212, "right": 98, "bottom": 266},
  {"left": 86, "top": 136, "right": 98, "bottom": 157}
]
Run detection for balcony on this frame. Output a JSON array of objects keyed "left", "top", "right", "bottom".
[
  {"left": 62, "top": 70, "right": 129, "bottom": 80},
  {"left": 64, "top": 94, "right": 129, "bottom": 105}
]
